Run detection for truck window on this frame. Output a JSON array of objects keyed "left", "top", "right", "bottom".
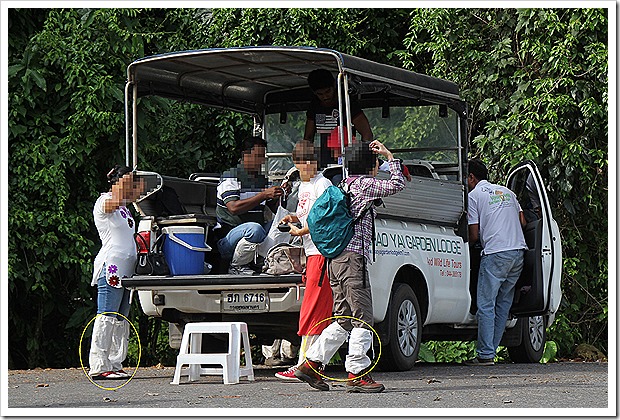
[
  {"left": 264, "top": 105, "right": 462, "bottom": 182},
  {"left": 265, "top": 110, "right": 306, "bottom": 180},
  {"left": 509, "top": 169, "right": 544, "bottom": 224},
  {"left": 366, "top": 105, "right": 461, "bottom": 181}
]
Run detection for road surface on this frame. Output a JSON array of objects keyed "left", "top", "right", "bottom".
[{"left": 5, "top": 361, "right": 611, "bottom": 415}]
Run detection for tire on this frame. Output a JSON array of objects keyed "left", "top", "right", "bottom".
[
  {"left": 507, "top": 315, "right": 546, "bottom": 363},
  {"left": 378, "top": 283, "right": 421, "bottom": 371}
]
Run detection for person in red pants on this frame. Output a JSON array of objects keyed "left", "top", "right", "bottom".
[{"left": 275, "top": 140, "right": 334, "bottom": 381}]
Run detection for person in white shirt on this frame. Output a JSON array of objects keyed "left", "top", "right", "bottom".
[
  {"left": 274, "top": 140, "right": 334, "bottom": 381},
  {"left": 465, "top": 158, "right": 527, "bottom": 366},
  {"left": 89, "top": 165, "right": 144, "bottom": 380}
]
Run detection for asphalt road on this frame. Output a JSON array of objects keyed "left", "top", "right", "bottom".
[{"left": 5, "top": 361, "right": 611, "bottom": 415}]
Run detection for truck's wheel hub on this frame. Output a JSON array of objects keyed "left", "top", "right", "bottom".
[{"left": 397, "top": 300, "right": 418, "bottom": 357}]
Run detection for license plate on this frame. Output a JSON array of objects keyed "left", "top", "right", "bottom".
[{"left": 221, "top": 290, "right": 269, "bottom": 313}]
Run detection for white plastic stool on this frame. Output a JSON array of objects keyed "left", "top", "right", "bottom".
[{"left": 171, "top": 322, "right": 254, "bottom": 385}]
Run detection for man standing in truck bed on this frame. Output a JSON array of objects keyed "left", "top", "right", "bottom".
[
  {"left": 303, "top": 68, "right": 373, "bottom": 168},
  {"left": 465, "top": 158, "right": 528, "bottom": 366}
]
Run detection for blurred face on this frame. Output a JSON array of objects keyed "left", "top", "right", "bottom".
[
  {"left": 313, "top": 86, "right": 337, "bottom": 106},
  {"left": 115, "top": 172, "right": 144, "bottom": 202},
  {"left": 243, "top": 145, "right": 266, "bottom": 173},
  {"left": 295, "top": 159, "right": 319, "bottom": 182}
]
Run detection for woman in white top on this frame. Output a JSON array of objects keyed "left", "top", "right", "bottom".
[
  {"left": 275, "top": 141, "right": 334, "bottom": 381},
  {"left": 89, "top": 165, "right": 143, "bottom": 380}
]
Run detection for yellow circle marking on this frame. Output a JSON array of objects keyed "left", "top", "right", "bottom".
[
  {"left": 79, "top": 312, "right": 141, "bottom": 391},
  {"left": 303, "top": 315, "right": 382, "bottom": 382}
]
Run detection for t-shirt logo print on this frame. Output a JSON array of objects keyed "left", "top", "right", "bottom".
[
  {"left": 298, "top": 191, "right": 311, "bottom": 218},
  {"left": 107, "top": 264, "right": 120, "bottom": 287},
  {"left": 108, "top": 276, "right": 120, "bottom": 287},
  {"left": 489, "top": 190, "right": 512, "bottom": 205}
]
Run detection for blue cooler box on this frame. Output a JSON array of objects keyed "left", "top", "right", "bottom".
[{"left": 162, "top": 226, "right": 211, "bottom": 275}]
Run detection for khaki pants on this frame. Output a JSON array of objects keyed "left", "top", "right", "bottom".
[
  {"left": 305, "top": 250, "right": 375, "bottom": 373},
  {"left": 328, "top": 251, "right": 374, "bottom": 330}
]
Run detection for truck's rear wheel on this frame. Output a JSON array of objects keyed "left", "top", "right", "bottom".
[
  {"left": 507, "top": 315, "right": 546, "bottom": 363},
  {"left": 378, "top": 283, "right": 421, "bottom": 371}
]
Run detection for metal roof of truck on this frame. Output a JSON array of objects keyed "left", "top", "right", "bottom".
[{"left": 126, "top": 46, "right": 462, "bottom": 114}]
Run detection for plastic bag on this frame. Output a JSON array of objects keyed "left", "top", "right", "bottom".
[{"left": 257, "top": 205, "right": 293, "bottom": 257}]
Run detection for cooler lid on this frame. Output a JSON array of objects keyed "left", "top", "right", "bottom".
[{"left": 161, "top": 226, "right": 205, "bottom": 234}]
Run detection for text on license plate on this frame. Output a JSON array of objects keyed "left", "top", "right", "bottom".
[{"left": 221, "top": 291, "right": 269, "bottom": 313}]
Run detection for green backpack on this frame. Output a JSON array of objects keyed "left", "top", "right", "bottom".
[{"left": 307, "top": 177, "right": 370, "bottom": 259}]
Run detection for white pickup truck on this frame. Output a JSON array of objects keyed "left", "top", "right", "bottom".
[{"left": 122, "top": 46, "right": 562, "bottom": 371}]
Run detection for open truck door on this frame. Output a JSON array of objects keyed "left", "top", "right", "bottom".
[
  {"left": 507, "top": 160, "right": 562, "bottom": 319},
  {"left": 504, "top": 160, "right": 563, "bottom": 362}
]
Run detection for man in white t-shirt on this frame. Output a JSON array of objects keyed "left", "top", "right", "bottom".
[{"left": 465, "top": 158, "right": 527, "bottom": 366}]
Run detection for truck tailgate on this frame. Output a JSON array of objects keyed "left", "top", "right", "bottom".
[{"left": 123, "top": 273, "right": 303, "bottom": 290}]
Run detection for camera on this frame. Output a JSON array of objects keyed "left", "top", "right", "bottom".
[{"left": 277, "top": 222, "right": 302, "bottom": 232}]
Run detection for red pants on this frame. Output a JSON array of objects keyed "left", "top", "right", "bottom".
[{"left": 298, "top": 254, "right": 333, "bottom": 336}]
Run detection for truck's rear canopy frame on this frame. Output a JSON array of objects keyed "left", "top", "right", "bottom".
[{"left": 125, "top": 46, "right": 467, "bottom": 170}]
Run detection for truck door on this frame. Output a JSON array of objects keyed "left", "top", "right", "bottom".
[{"left": 507, "top": 161, "right": 562, "bottom": 318}]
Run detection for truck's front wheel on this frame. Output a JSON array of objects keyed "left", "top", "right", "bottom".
[
  {"left": 507, "top": 315, "right": 546, "bottom": 363},
  {"left": 378, "top": 283, "right": 421, "bottom": 371}
]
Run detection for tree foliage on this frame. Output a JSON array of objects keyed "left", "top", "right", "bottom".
[
  {"left": 8, "top": 8, "right": 608, "bottom": 368},
  {"left": 399, "top": 8, "right": 608, "bottom": 356},
  {"left": 7, "top": 7, "right": 413, "bottom": 369}
]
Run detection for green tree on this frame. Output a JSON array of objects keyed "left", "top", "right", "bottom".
[
  {"left": 399, "top": 8, "right": 608, "bottom": 357},
  {"left": 205, "top": 8, "right": 409, "bottom": 65},
  {"left": 7, "top": 7, "right": 415, "bottom": 368},
  {"left": 7, "top": 8, "right": 209, "bottom": 368},
  {"left": 8, "top": 7, "right": 608, "bottom": 369}
]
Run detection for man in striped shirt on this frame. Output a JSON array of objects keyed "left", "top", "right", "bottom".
[
  {"left": 295, "top": 140, "right": 405, "bottom": 393},
  {"left": 216, "top": 136, "right": 284, "bottom": 274}
]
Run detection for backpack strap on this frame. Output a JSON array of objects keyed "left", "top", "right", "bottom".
[
  {"left": 342, "top": 176, "right": 372, "bottom": 221},
  {"left": 362, "top": 251, "right": 367, "bottom": 288},
  {"left": 370, "top": 216, "right": 376, "bottom": 263},
  {"left": 318, "top": 258, "right": 329, "bottom": 287},
  {"left": 152, "top": 233, "right": 166, "bottom": 253},
  {"left": 344, "top": 176, "right": 377, "bottom": 261}
]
